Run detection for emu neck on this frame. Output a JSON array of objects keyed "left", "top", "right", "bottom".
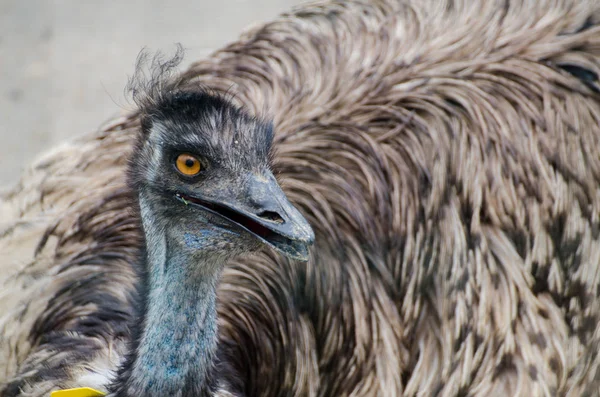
[
  {"left": 120, "top": 197, "right": 223, "bottom": 396},
  {"left": 137, "top": 250, "right": 219, "bottom": 396}
]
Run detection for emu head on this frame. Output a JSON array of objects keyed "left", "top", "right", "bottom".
[{"left": 128, "top": 86, "right": 314, "bottom": 264}]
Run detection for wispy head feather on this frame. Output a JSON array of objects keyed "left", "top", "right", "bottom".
[{"left": 127, "top": 44, "right": 186, "bottom": 120}]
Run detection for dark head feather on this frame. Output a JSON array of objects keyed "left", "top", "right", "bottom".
[{"left": 126, "top": 46, "right": 275, "bottom": 192}]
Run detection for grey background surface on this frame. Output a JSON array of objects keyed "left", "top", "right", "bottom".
[{"left": 0, "top": 0, "right": 303, "bottom": 187}]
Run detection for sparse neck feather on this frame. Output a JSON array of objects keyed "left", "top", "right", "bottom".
[{"left": 111, "top": 193, "right": 225, "bottom": 397}]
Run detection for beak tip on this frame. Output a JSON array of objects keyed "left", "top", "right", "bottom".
[
  {"left": 293, "top": 244, "right": 311, "bottom": 262},
  {"left": 305, "top": 228, "right": 315, "bottom": 245},
  {"left": 277, "top": 228, "right": 313, "bottom": 262},
  {"left": 296, "top": 229, "right": 315, "bottom": 262},
  {"left": 301, "top": 225, "right": 315, "bottom": 248}
]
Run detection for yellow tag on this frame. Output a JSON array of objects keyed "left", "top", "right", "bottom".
[{"left": 50, "top": 387, "right": 106, "bottom": 397}]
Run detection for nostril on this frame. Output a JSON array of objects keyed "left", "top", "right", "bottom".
[{"left": 257, "top": 211, "right": 285, "bottom": 224}]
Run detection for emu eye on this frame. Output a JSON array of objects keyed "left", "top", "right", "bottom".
[{"left": 175, "top": 154, "right": 202, "bottom": 176}]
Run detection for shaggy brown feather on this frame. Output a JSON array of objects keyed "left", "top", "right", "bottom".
[{"left": 2, "top": 0, "right": 600, "bottom": 396}]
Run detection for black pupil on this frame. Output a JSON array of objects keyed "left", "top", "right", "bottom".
[{"left": 185, "top": 159, "right": 195, "bottom": 168}]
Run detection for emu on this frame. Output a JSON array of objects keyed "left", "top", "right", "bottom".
[
  {"left": 2, "top": 0, "right": 600, "bottom": 396},
  {"left": 102, "top": 53, "right": 314, "bottom": 397}
]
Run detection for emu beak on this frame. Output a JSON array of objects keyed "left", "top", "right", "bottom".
[
  {"left": 241, "top": 172, "right": 314, "bottom": 261},
  {"left": 177, "top": 172, "right": 314, "bottom": 261}
]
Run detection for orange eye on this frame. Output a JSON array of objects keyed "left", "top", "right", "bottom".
[{"left": 176, "top": 154, "right": 202, "bottom": 176}]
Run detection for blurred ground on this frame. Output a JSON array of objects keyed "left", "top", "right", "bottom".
[{"left": 0, "top": 0, "right": 304, "bottom": 187}]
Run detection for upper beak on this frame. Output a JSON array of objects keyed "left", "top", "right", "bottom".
[{"left": 178, "top": 172, "right": 315, "bottom": 261}]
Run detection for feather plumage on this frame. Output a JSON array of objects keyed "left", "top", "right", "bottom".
[{"left": 2, "top": 0, "right": 600, "bottom": 395}]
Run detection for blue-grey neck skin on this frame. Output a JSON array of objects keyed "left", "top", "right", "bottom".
[
  {"left": 113, "top": 190, "right": 236, "bottom": 397},
  {"left": 130, "top": 246, "right": 219, "bottom": 396}
]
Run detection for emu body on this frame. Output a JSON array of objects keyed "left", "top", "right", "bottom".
[{"left": 2, "top": 0, "right": 600, "bottom": 396}]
